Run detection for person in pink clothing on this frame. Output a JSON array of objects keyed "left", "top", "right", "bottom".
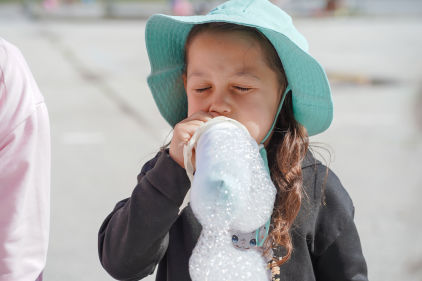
[{"left": 0, "top": 38, "right": 50, "bottom": 281}]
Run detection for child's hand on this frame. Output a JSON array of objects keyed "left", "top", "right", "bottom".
[{"left": 170, "top": 111, "right": 213, "bottom": 169}]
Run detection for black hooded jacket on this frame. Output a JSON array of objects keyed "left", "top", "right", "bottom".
[{"left": 98, "top": 150, "right": 368, "bottom": 281}]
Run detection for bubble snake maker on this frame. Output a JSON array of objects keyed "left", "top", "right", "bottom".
[{"left": 183, "top": 116, "right": 277, "bottom": 281}]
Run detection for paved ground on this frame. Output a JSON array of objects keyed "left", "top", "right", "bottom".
[{"left": 0, "top": 4, "right": 422, "bottom": 281}]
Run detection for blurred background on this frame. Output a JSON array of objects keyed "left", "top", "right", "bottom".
[{"left": 1, "top": 0, "right": 421, "bottom": 280}]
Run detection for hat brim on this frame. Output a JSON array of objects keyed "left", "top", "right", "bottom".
[{"left": 146, "top": 14, "right": 333, "bottom": 136}]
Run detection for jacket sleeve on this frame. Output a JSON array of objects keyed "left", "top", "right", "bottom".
[
  {"left": 0, "top": 38, "right": 50, "bottom": 281},
  {"left": 98, "top": 150, "right": 191, "bottom": 281},
  {"left": 312, "top": 166, "right": 369, "bottom": 281}
]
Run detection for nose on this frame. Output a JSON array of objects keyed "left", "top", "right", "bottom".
[{"left": 209, "top": 90, "right": 231, "bottom": 116}]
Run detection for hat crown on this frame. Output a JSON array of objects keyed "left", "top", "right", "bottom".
[{"left": 208, "top": 0, "right": 309, "bottom": 52}]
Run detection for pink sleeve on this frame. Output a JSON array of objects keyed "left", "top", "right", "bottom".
[{"left": 0, "top": 38, "right": 50, "bottom": 281}]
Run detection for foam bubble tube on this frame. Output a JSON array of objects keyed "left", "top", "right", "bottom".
[{"left": 185, "top": 117, "right": 277, "bottom": 281}]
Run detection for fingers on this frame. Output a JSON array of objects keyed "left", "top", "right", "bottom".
[
  {"left": 184, "top": 111, "right": 213, "bottom": 123},
  {"left": 176, "top": 111, "right": 214, "bottom": 144},
  {"left": 169, "top": 111, "right": 214, "bottom": 169},
  {"left": 173, "top": 122, "right": 200, "bottom": 147}
]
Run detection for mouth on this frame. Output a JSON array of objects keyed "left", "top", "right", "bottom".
[{"left": 233, "top": 245, "right": 250, "bottom": 250}]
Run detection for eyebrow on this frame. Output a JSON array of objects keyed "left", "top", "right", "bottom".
[
  {"left": 187, "top": 72, "right": 205, "bottom": 79},
  {"left": 187, "top": 70, "right": 261, "bottom": 81},
  {"left": 234, "top": 71, "right": 261, "bottom": 81}
]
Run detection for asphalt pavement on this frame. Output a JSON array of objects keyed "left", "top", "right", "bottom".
[{"left": 0, "top": 5, "right": 421, "bottom": 281}]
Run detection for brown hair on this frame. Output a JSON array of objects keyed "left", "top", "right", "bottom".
[{"left": 184, "top": 22, "right": 309, "bottom": 267}]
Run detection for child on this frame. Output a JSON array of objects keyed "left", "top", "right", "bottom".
[{"left": 98, "top": 0, "right": 368, "bottom": 280}]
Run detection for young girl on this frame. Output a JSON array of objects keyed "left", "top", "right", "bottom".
[{"left": 98, "top": 0, "right": 368, "bottom": 280}]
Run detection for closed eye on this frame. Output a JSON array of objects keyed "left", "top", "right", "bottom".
[
  {"left": 234, "top": 86, "right": 251, "bottom": 92},
  {"left": 195, "top": 87, "right": 211, "bottom": 93}
]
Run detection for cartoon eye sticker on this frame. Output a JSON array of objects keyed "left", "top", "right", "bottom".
[
  {"left": 232, "top": 235, "right": 239, "bottom": 243},
  {"left": 249, "top": 238, "right": 257, "bottom": 247}
]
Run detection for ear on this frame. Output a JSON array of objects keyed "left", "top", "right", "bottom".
[{"left": 182, "top": 73, "right": 187, "bottom": 92}]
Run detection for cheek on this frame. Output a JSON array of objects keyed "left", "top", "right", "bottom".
[
  {"left": 186, "top": 94, "right": 203, "bottom": 116},
  {"left": 245, "top": 122, "right": 261, "bottom": 142},
  {"left": 243, "top": 117, "right": 271, "bottom": 144},
  {"left": 239, "top": 99, "right": 278, "bottom": 143}
]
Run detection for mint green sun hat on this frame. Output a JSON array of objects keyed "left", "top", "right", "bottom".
[{"left": 145, "top": 0, "right": 333, "bottom": 136}]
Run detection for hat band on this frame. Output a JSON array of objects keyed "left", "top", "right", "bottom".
[{"left": 260, "top": 84, "right": 291, "bottom": 145}]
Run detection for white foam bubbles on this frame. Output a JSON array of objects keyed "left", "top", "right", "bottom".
[{"left": 187, "top": 118, "right": 276, "bottom": 281}]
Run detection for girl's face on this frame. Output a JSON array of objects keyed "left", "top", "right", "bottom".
[{"left": 183, "top": 30, "right": 282, "bottom": 145}]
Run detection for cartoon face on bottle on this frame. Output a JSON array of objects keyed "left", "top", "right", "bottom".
[{"left": 231, "top": 231, "right": 257, "bottom": 250}]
